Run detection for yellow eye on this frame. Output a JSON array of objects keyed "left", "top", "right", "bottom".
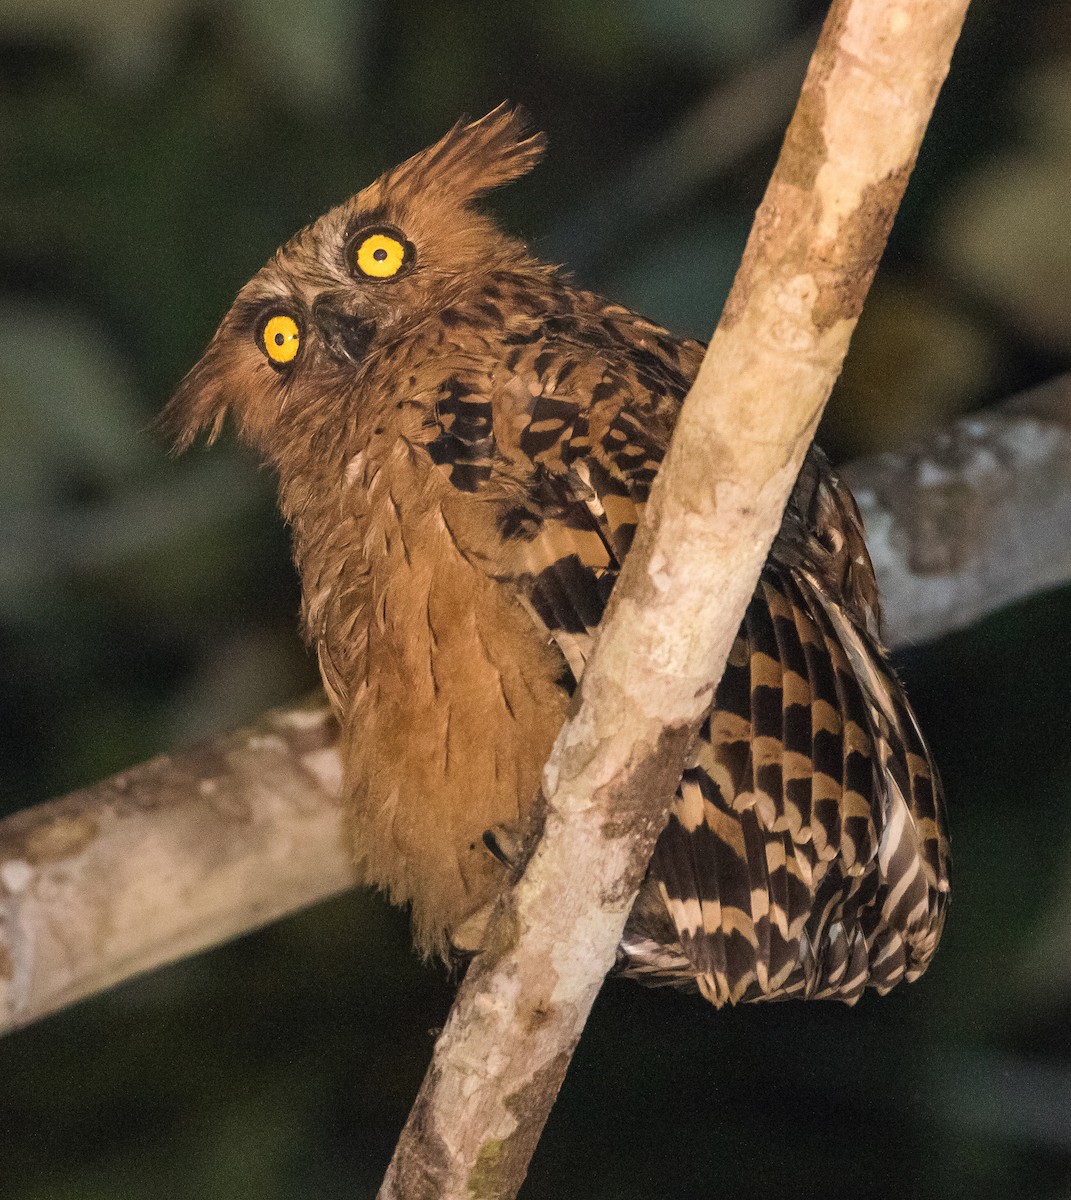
[
  {"left": 261, "top": 314, "right": 301, "bottom": 365},
  {"left": 354, "top": 230, "right": 410, "bottom": 279}
]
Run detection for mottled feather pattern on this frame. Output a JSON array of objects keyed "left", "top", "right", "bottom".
[
  {"left": 405, "top": 274, "right": 949, "bottom": 1004},
  {"left": 162, "top": 105, "right": 949, "bottom": 1003}
]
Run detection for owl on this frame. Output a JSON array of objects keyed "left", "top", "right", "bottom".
[{"left": 162, "top": 105, "right": 949, "bottom": 1007}]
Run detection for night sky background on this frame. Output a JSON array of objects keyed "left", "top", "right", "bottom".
[{"left": 3, "top": 1, "right": 1071, "bottom": 1196}]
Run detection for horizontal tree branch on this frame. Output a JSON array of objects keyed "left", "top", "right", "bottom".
[
  {"left": 2, "top": 375, "right": 1067, "bottom": 1043},
  {"left": 0, "top": 695, "right": 349, "bottom": 1032},
  {"left": 845, "top": 371, "right": 1071, "bottom": 645}
]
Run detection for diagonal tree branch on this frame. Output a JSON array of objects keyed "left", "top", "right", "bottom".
[{"left": 377, "top": 3, "right": 973, "bottom": 1196}]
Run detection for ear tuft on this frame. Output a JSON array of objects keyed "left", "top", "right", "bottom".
[
  {"left": 388, "top": 103, "right": 546, "bottom": 204},
  {"left": 155, "top": 352, "right": 229, "bottom": 453}
]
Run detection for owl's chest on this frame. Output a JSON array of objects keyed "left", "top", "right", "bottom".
[
  {"left": 304, "top": 434, "right": 569, "bottom": 769},
  {"left": 305, "top": 442, "right": 569, "bottom": 940}
]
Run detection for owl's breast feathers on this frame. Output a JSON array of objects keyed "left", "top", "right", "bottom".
[{"left": 299, "top": 274, "right": 949, "bottom": 1004}]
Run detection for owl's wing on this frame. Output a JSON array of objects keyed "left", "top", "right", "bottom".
[
  {"left": 431, "top": 323, "right": 949, "bottom": 1005},
  {"left": 637, "top": 553, "right": 949, "bottom": 1006}
]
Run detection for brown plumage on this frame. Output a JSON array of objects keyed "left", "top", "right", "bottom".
[{"left": 161, "top": 106, "right": 949, "bottom": 1006}]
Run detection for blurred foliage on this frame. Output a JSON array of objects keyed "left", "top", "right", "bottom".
[{"left": 1, "top": 0, "right": 1071, "bottom": 1197}]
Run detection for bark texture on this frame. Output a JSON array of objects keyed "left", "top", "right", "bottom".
[
  {"left": 0, "top": 696, "right": 349, "bottom": 1033},
  {"left": 846, "top": 372, "right": 1071, "bottom": 645},
  {"left": 378, "top": 3, "right": 972, "bottom": 1196}
]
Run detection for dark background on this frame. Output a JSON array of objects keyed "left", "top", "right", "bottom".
[{"left": 3, "top": 1, "right": 1071, "bottom": 1196}]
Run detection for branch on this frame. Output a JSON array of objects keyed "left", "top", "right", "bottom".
[
  {"left": 0, "top": 696, "right": 350, "bottom": 1031},
  {"left": 379, "top": 3, "right": 971, "bottom": 1196},
  {"left": 844, "top": 372, "right": 1071, "bottom": 646}
]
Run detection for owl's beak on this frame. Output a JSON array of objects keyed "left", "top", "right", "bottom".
[{"left": 313, "top": 302, "right": 375, "bottom": 366}]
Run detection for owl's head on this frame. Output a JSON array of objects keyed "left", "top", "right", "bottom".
[{"left": 160, "top": 104, "right": 545, "bottom": 452}]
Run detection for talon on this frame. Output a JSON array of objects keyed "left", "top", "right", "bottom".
[{"left": 482, "top": 822, "right": 525, "bottom": 867}]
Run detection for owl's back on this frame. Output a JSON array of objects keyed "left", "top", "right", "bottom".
[{"left": 334, "top": 272, "right": 949, "bottom": 1005}]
